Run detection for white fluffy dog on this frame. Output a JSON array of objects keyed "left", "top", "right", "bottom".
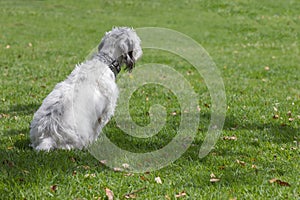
[{"left": 30, "top": 27, "right": 142, "bottom": 151}]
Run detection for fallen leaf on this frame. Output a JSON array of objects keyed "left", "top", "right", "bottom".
[
  {"left": 288, "top": 118, "right": 294, "bottom": 122},
  {"left": 124, "top": 187, "right": 146, "bottom": 199},
  {"left": 210, "top": 178, "right": 220, "bottom": 183},
  {"left": 69, "top": 157, "right": 76, "bottom": 163},
  {"left": 124, "top": 173, "right": 134, "bottom": 177},
  {"left": 155, "top": 177, "right": 162, "bottom": 184},
  {"left": 113, "top": 167, "right": 122, "bottom": 172},
  {"left": 210, "top": 173, "right": 216, "bottom": 178},
  {"left": 287, "top": 111, "right": 292, "bottom": 117},
  {"left": 273, "top": 107, "right": 278, "bottom": 112},
  {"left": 122, "top": 163, "right": 130, "bottom": 169},
  {"left": 105, "top": 188, "right": 114, "bottom": 200},
  {"left": 140, "top": 176, "right": 148, "bottom": 181},
  {"left": 269, "top": 178, "right": 291, "bottom": 187},
  {"left": 264, "top": 66, "right": 270, "bottom": 71},
  {"left": 124, "top": 193, "right": 136, "bottom": 199},
  {"left": 251, "top": 164, "right": 257, "bottom": 169},
  {"left": 236, "top": 159, "right": 246, "bottom": 166},
  {"left": 223, "top": 136, "right": 237, "bottom": 141},
  {"left": 50, "top": 185, "right": 58, "bottom": 192},
  {"left": 99, "top": 160, "right": 107, "bottom": 165},
  {"left": 270, "top": 178, "right": 280, "bottom": 184},
  {"left": 276, "top": 180, "right": 291, "bottom": 187},
  {"left": 72, "top": 170, "right": 77, "bottom": 176},
  {"left": 210, "top": 173, "right": 220, "bottom": 183},
  {"left": 84, "top": 173, "right": 96, "bottom": 178},
  {"left": 273, "top": 114, "right": 279, "bottom": 119},
  {"left": 165, "top": 195, "right": 171, "bottom": 200},
  {"left": 175, "top": 191, "right": 187, "bottom": 198},
  {"left": 6, "top": 45, "right": 10, "bottom": 49},
  {"left": 82, "top": 165, "right": 90, "bottom": 170}
]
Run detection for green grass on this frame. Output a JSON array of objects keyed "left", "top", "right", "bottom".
[{"left": 0, "top": 0, "right": 299, "bottom": 199}]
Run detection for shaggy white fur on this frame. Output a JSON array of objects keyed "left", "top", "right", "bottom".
[{"left": 30, "top": 27, "right": 142, "bottom": 151}]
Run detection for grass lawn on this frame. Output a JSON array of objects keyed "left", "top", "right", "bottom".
[{"left": 0, "top": 0, "right": 299, "bottom": 199}]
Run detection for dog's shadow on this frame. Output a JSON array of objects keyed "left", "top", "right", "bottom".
[{"left": 1, "top": 103, "right": 299, "bottom": 186}]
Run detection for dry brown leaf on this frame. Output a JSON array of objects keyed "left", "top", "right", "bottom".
[
  {"left": 175, "top": 191, "right": 187, "bottom": 198},
  {"left": 276, "top": 180, "right": 291, "bottom": 187},
  {"left": 124, "top": 173, "right": 134, "bottom": 177},
  {"left": 122, "top": 163, "right": 130, "bottom": 169},
  {"left": 82, "top": 165, "right": 90, "bottom": 170},
  {"left": 273, "top": 114, "right": 279, "bottom": 119},
  {"left": 105, "top": 188, "right": 114, "bottom": 200},
  {"left": 124, "top": 187, "right": 146, "bottom": 199},
  {"left": 113, "top": 167, "right": 122, "bottom": 172},
  {"left": 269, "top": 178, "right": 291, "bottom": 187},
  {"left": 223, "top": 136, "right": 237, "bottom": 141},
  {"left": 236, "top": 159, "right": 246, "bottom": 166},
  {"left": 50, "top": 185, "right": 58, "bottom": 192},
  {"left": 288, "top": 118, "right": 294, "bottom": 122},
  {"left": 124, "top": 193, "right": 136, "bottom": 199},
  {"left": 155, "top": 177, "right": 162, "bottom": 184},
  {"left": 210, "top": 173, "right": 220, "bottom": 182},
  {"left": 140, "top": 176, "right": 148, "bottom": 181},
  {"left": 99, "top": 160, "right": 107, "bottom": 165},
  {"left": 210, "top": 178, "right": 220, "bottom": 183},
  {"left": 269, "top": 178, "right": 277, "bottom": 183},
  {"left": 69, "top": 157, "right": 76, "bottom": 163}
]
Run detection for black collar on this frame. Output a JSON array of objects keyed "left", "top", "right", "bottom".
[
  {"left": 108, "top": 60, "right": 121, "bottom": 77},
  {"left": 95, "top": 52, "right": 121, "bottom": 78}
]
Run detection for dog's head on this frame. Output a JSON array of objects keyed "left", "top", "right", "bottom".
[{"left": 98, "top": 27, "right": 142, "bottom": 72}]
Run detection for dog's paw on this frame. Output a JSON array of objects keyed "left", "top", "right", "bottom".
[{"left": 34, "top": 138, "right": 56, "bottom": 151}]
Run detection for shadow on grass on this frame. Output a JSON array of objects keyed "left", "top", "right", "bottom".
[
  {"left": 1, "top": 103, "right": 298, "bottom": 186},
  {"left": 223, "top": 116, "right": 299, "bottom": 143},
  {"left": 1, "top": 103, "right": 39, "bottom": 116}
]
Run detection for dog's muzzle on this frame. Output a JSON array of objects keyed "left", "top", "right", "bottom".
[{"left": 124, "top": 51, "right": 135, "bottom": 72}]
